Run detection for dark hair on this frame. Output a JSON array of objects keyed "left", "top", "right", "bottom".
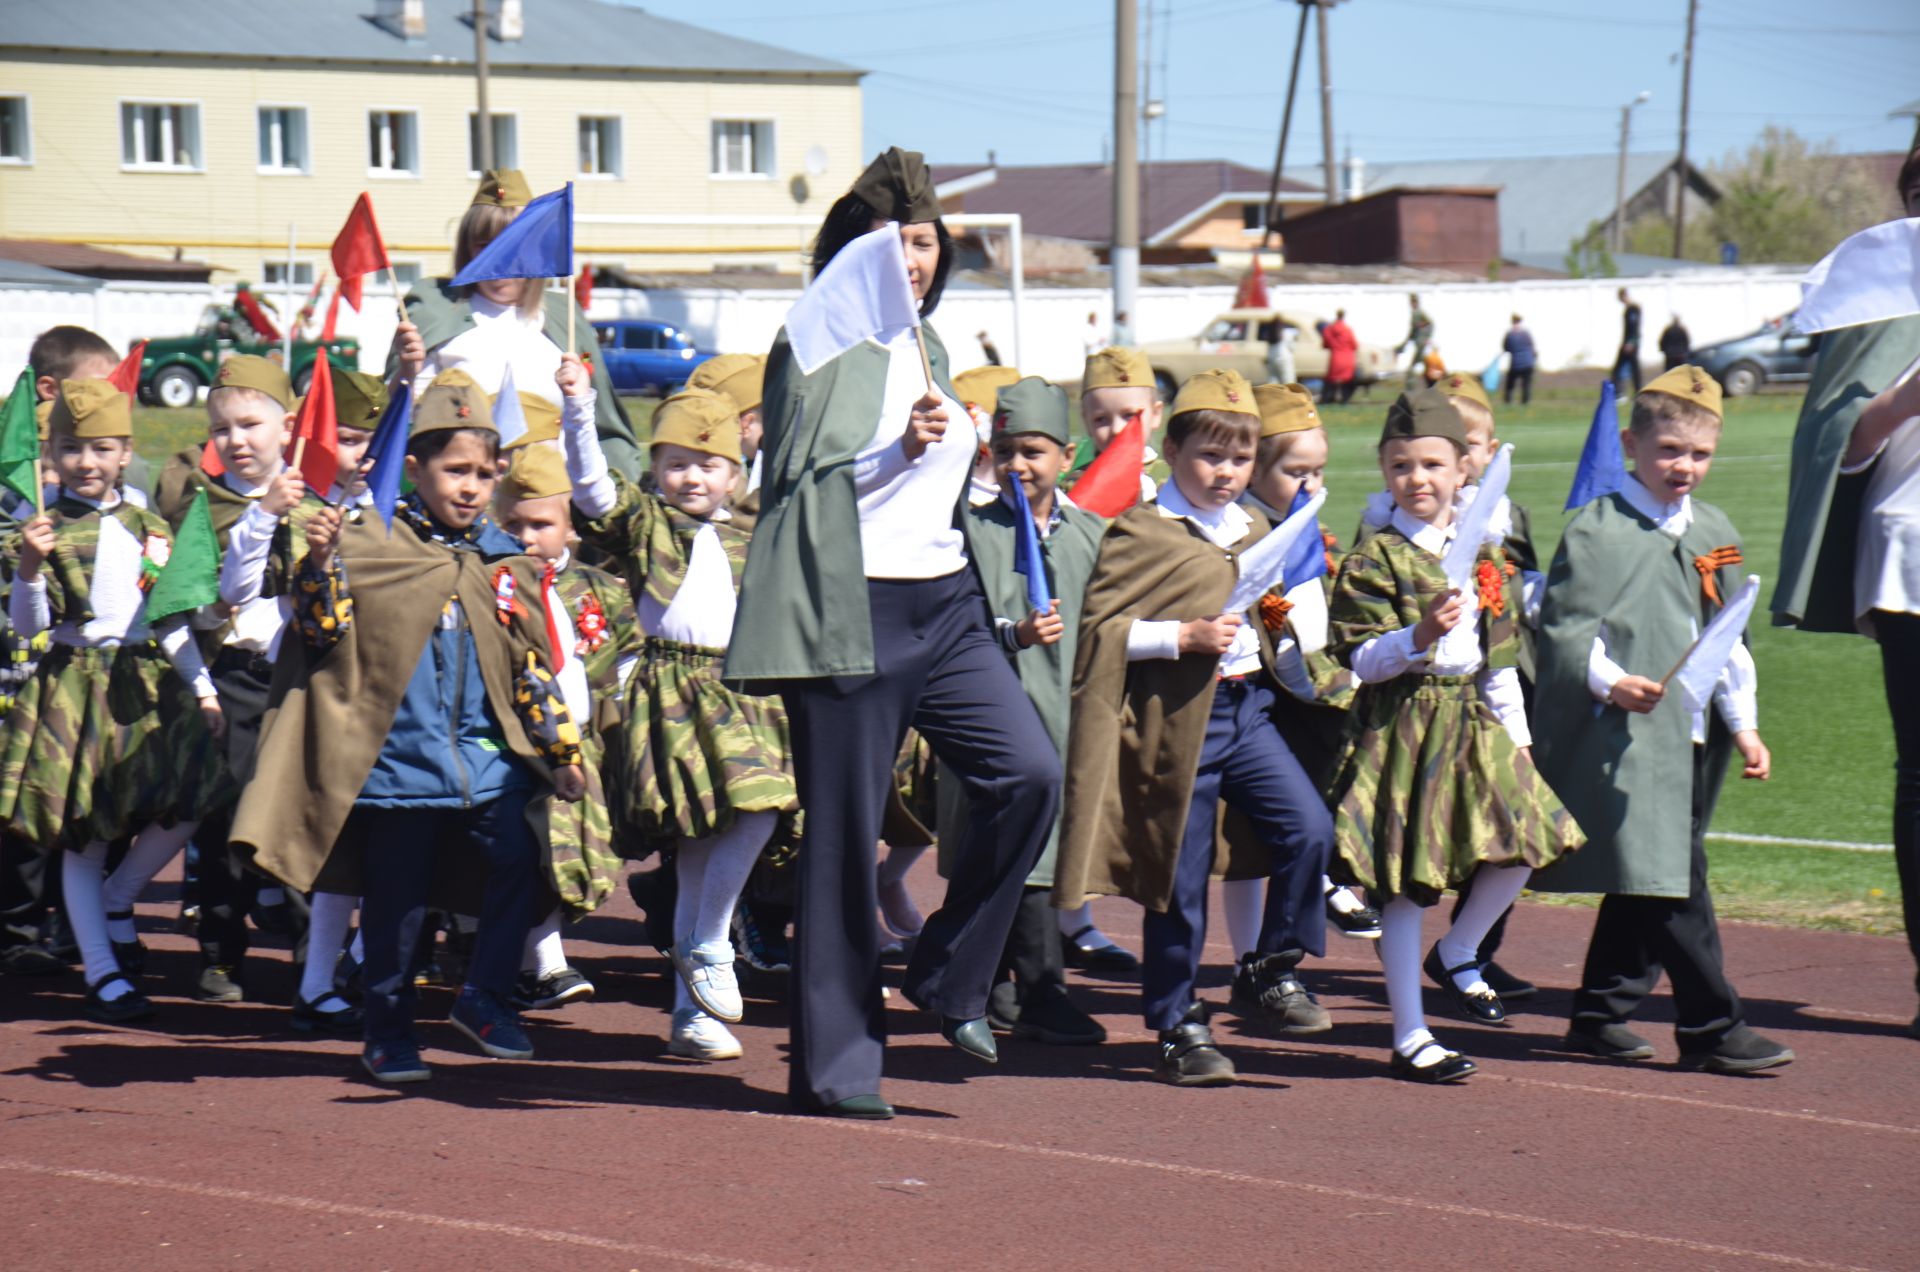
[
  {"left": 406, "top": 426, "right": 501, "bottom": 465},
  {"left": 1898, "top": 146, "right": 1920, "bottom": 203},
  {"left": 1166, "top": 408, "right": 1259, "bottom": 451},
  {"left": 29, "top": 325, "right": 118, "bottom": 381},
  {"left": 810, "top": 192, "right": 954, "bottom": 318}
]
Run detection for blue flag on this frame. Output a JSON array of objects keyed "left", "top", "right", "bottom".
[
  {"left": 450, "top": 183, "right": 573, "bottom": 286},
  {"left": 1281, "top": 482, "right": 1328, "bottom": 591},
  {"left": 1565, "top": 378, "right": 1626, "bottom": 511},
  {"left": 366, "top": 380, "right": 413, "bottom": 530},
  {"left": 1002, "top": 477, "right": 1052, "bottom": 614}
]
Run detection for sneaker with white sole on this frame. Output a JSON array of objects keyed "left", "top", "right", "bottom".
[
  {"left": 672, "top": 940, "right": 743, "bottom": 1023},
  {"left": 668, "top": 1006, "right": 743, "bottom": 1061}
]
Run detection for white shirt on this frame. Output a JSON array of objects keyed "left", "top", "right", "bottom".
[
  {"left": 417, "top": 293, "right": 564, "bottom": 411},
  {"left": 1126, "top": 479, "right": 1265, "bottom": 679},
  {"left": 1849, "top": 413, "right": 1920, "bottom": 630},
  {"left": 215, "top": 469, "right": 297, "bottom": 657},
  {"left": 851, "top": 329, "right": 972, "bottom": 579},
  {"left": 642, "top": 519, "right": 738, "bottom": 650}
]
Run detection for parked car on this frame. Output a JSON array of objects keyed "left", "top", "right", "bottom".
[
  {"left": 137, "top": 304, "right": 359, "bottom": 409},
  {"left": 592, "top": 318, "right": 716, "bottom": 396},
  {"left": 1694, "top": 318, "right": 1819, "bottom": 397},
  {"left": 1139, "top": 308, "right": 1391, "bottom": 399}
]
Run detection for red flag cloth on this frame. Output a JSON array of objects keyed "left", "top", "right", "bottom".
[
  {"left": 235, "top": 286, "right": 281, "bottom": 342},
  {"left": 575, "top": 263, "right": 594, "bottom": 311},
  {"left": 1234, "top": 253, "right": 1270, "bottom": 309},
  {"left": 320, "top": 288, "right": 343, "bottom": 343},
  {"left": 200, "top": 438, "right": 226, "bottom": 478},
  {"left": 331, "top": 193, "right": 389, "bottom": 312},
  {"left": 288, "top": 348, "right": 339, "bottom": 495},
  {"left": 1071, "top": 414, "right": 1147, "bottom": 517},
  {"left": 106, "top": 340, "right": 147, "bottom": 396}
]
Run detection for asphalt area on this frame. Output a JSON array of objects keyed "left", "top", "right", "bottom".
[{"left": 1, "top": 862, "right": 1914, "bottom": 1271}]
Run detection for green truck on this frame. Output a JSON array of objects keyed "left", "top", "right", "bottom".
[{"left": 136, "top": 298, "right": 360, "bottom": 408}]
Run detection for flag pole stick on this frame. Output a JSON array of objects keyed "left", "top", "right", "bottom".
[
  {"left": 912, "top": 324, "right": 935, "bottom": 396},
  {"left": 1658, "top": 630, "right": 1708, "bottom": 691},
  {"left": 386, "top": 266, "right": 406, "bottom": 323}
]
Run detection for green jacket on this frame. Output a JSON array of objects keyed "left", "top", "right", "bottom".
[
  {"left": 725, "top": 325, "right": 960, "bottom": 682},
  {"left": 392, "top": 280, "right": 642, "bottom": 480},
  {"left": 1771, "top": 314, "right": 1920, "bottom": 633}
]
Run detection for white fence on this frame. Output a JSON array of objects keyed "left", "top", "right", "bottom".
[{"left": 2, "top": 269, "right": 1808, "bottom": 391}]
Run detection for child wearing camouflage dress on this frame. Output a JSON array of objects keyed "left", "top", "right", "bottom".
[
  {"left": 1325, "top": 389, "right": 1582, "bottom": 1084},
  {"left": 558, "top": 360, "right": 798, "bottom": 1062},
  {"left": 0, "top": 380, "right": 226, "bottom": 1023}
]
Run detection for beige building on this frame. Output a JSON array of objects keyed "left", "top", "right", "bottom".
[{"left": 0, "top": 0, "right": 863, "bottom": 283}]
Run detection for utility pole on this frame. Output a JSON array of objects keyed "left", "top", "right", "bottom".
[
  {"left": 1315, "top": 0, "right": 1338, "bottom": 209},
  {"left": 1673, "top": 0, "right": 1698, "bottom": 259},
  {"left": 474, "top": 0, "right": 492, "bottom": 170},
  {"left": 1614, "top": 91, "right": 1650, "bottom": 255},
  {"left": 1113, "top": 0, "right": 1138, "bottom": 347},
  {"left": 1259, "top": 1, "right": 1312, "bottom": 253}
]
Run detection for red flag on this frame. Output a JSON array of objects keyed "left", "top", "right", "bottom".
[
  {"left": 1234, "top": 253, "right": 1270, "bottom": 309},
  {"left": 200, "top": 438, "right": 226, "bottom": 478},
  {"left": 331, "top": 193, "right": 389, "bottom": 312},
  {"left": 574, "top": 263, "right": 594, "bottom": 311},
  {"left": 234, "top": 285, "right": 281, "bottom": 342},
  {"left": 288, "top": 348, "right": 339, "bottom": 495},
  {"left": 1072, "top": 415, "right": 1147, "bottom": 517},
  {"left": 106, "top": 340, "right": 147, "bottom": 397},
  {"left": 320, "top": 289, "right": 343, "bottom": 343}
]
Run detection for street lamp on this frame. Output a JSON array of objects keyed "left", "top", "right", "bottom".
[{"left": 1613, "top": 90, "right": 1651, "bottom": 256}]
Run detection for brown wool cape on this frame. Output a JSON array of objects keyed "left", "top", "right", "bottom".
[
  {"left": 231, "top": 514, "right": 565, "bottom": 904},
  {"left": 1054, "top": 501, "right": 1277, "bottom": 914}
]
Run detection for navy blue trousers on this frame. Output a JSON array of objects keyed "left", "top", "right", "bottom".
[
  {"left": 784, "top": 569, "right": 1060, "bottom": 1109},
  {"left": 1142, "top": 679, "right": 1333, "bottom": 1031}
]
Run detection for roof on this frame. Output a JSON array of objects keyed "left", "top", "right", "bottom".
[
  {"left": 930, "top": 160, "right": 1321, "bottom": 245},
  {"left": 0, "top": 258, "right": 101, "bottom": 290},
  {"left": 0, "top": 239, "right": 214, "bottom": 282},
  {"left": 0, "top": 0, "right": 859, "bottom": 77}
]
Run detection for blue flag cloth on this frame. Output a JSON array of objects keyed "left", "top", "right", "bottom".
[
  {"left": 450, "top": 184, "right": 573, "bottom": 286},
  {"left": 1002, "top": 476, "right": 1052, "bottom": 614},
  {"left": 1280, "top": 482, "right": 1328, "bottom": 591},
  {"left": 366, "top": 380, "right": 413, "bottom": 530},
  {"left": 1480, "top": 357, "right": 1502, "bottom": 396},
  {"left": 1565, "top": 378, "right": 1626, "bottom": 511}
]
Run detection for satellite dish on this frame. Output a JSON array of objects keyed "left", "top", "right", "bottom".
[{"left": 805, "top": 145, "right": 829, "bottom": 178}]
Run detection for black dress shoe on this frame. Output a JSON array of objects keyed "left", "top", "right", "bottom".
[
  {"left": 1229, "top": 956, "right": 1332, "bottom": 1034},
  {"left": 941, "top": 1015, "right": 999, "bottom": 1064},
  {"left": 292, "top": 991, "right": 364, "bottom": 1033},
  {"left": 84, "top": 973, "right": 154, "bottom": 1025},
  {"left": 1561, "top": 1022, "right": 1655, "bottom": 1061},
  {"left": 1677, "top": 1024, "right": 1794, "bottom": 1074},
  {"left": 1390, "top": 1045, "right": 1477, "bottom": 1084},
  {"left": 1481, "top": 960, "right": 1537, "bottom": 1000},
  {"left": 1325, "top": 895, "right": 1383, "bottom": 939},
  {"left": 1009, "top": 992, "right": 1106, "bottom": 1046},
  {"left": 1062, "top": 925, "right": 1140, "bottom": 973},
  {"left": 1154, "top": 1005, "right": 1235, "bottom": 1087},
  {"left": 814, "top": 1094, "right": 895, "bottom": 1120},
  {"left": 1423, "top": 943, "right": 1506, "bottom": 1024},
  {"left": 107, "top": 911, "right": 147, "bottom": 978}
]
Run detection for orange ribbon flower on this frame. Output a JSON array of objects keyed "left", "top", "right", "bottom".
[
  {"left": 1475, "top": 558, "right": 1506, "bottom": 617},
  {"left": 1693, "top": 545, "right": 1744, "bottom": 606},
  {"left": 1258, "top": 591, "right": 1294, "bottom": 632}
]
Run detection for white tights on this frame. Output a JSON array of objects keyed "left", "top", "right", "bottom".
[
  {"left": 671, "top": 812, "right": 775, "bottom": 1012},
  {"left": 1378, "top": 863, "right": 1532, "bottom": 1058}
]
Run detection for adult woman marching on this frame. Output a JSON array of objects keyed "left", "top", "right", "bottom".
[{"left": 726, "top": 149, "right": 1061, "bottom": 1120}]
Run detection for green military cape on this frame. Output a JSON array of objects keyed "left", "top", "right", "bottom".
[
  {"left": 1530, "top": 490, "right": 1750, "bottom": 898},
  {"left": 935, "top": 494, "right": 1107, "bottom": 888},
  {"left": 1772, "top": 314, "right": 1920, "bottom": 633},
  {"left": 725, "top": 324, "right": 961, "bottom": 681}
]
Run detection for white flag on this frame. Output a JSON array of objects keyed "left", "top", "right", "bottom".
[
  {"left": 1671, "top": 574, "right": 1761, "bottom": 716},
  {"left": 1442, "top": 443, "right": 1512, "bottom": 591},
  {"left": 1793, "top": 217, "right": 1920, "bottom": 335},
  {"left": 1222, "top": 489, "right": 1328, "bottom": 616},
  {"left": 494, "top": 363, "right": 528, "bottom": 448},
  {"left": 785, "top": 222, "right": 920, "bottom": 375}
]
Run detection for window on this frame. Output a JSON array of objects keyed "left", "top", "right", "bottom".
[
  {"left": 368, "top": 110, "right": 419, "bottom": 175},
  {"left": 121, "top": 101, "right": 202, "bottom": 171},
  {"left": 1241, "top": 203, "right": 1267, "bottom": 233},
  {"left": 0, "top": 97, "right": 29, "bottom": 163},
  {"left": 621, "top": 326, "right": 661, "bottom": 351},
  {"left": 578, "top": 115, "right": 622, "bottom": 177},
  {"left": 468, "top": 112, "right": 518, "bottom": 175},
  {"left": 262, "top": 261, "right": 315, "bottom": 287},
  {"left": 388, "top": 261, "right": 423, "bottom": 285},
  {"left": 257, "top": 106, "right": 309, "bottom": 174},
  {"left": 711, "top": 120, "right": 773, "bottom": 177}
]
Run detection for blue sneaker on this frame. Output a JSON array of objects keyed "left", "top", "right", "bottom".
[
  {"left": 449, "top": 987, "right": 535, "bottom": 1060},
  {"left": 362, "top": 1040, "right": 431, "bottom": 1084}
]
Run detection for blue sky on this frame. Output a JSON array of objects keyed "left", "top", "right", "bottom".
[{"left": 627, "top": 0, "right": 1918, "bottom": 171}]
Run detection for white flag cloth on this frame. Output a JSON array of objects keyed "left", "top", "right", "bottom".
[
  {"left": 1670, "top": 574, "right": 1761, "bottom": 717},
  {"left": 785, "top": 222, "right": 920, "bottom": 375},
  {"left": 1222, "top": 489, "right": 1328, "bottom": 616},
  {"left": 493, "top": 363, "right": 528, "bottom": 448},
  {"left": 1442, "top": 443, "right": 1512, "bottom": 591},
  {"left": 1793, "top": 217, "right": 1920, "bottom": 335}
]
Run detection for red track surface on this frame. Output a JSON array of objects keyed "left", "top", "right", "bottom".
[{"left": 2, "top": 868, "right": 1915, "bottom": 1271}]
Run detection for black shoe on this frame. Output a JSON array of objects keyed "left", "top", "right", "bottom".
[
  {"left": 197, "top": 963, "right": 246, "bottom": 1003},
  {"left": 1677, "top": 1024, "right": 1794, "bottom": 1074},
  {"left": 1155, "top": 1006, "right": 1236, "bottom": 1087},
  {"left": 0, "top": 942, "right": 68, "bottom": 976},
  {"left": 1229, "top": 956, "right": 1332, "bottom": 1034},
  {"left": 333, "top": 947, "right": 363, "bottom": 1001},
  {"left": 84, "top": 973, "right": 154, "bottom": 1024},
  {"left": 813, "top": 1094, "right": 894, "bottom": 1120},
  {"left": 1325, "top": 894, "right": 1383, "bottom": 939},
  {"left": 731, "top": 905, "right": 791, "bottom": 974},
  {"left": 1481, "top": 960, "right": 1537, "bottom": 1000},
  {"left": 940, "top": 1015, "right": 999, "bottom": 1064},
  {"left": 1561, "top": 1022, "right": 1655, "bottom": 1061},
  {"left": 1423, "top": 943, "right": 1506, "bottom": 1024},
  {"left": 106, "top": 911, "right": 146, "bottom": 978},
  {"left": 512, "top": 967, "right": 595, "bottom": 1011},
  {"left": 1390, "top": 1044, "right": 1477, "bottom": 1084},
  {"left": 1009, "top": 992, "right": 1106, "bottom": 1046},
  {"left": 291, "top": 991, "right": 364, "bottom": 1033},
  {"left": 1062, "top": 925, "right": 1139, "bottom": 973}
]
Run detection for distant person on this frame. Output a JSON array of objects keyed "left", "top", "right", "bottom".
[
  {"left": 1321, "top": 308, "right": 1358, "bottom": 405},
  {"left": 1395, "top": 293, "right": 1434, "bottom": 388},
  {"left": 1613, "top": 288, "right": 1644, "bottom": 395},
  {"left": 1502, "top": 314, "right": 1536, "bottom": 405},
  {"left": 1082, "top": 310, "right": 1105, "bottom": 358},
  {"left": 976, "top": 330, "right": 1002, "bottom": 367},
  {"left": 1265, "top": 319, "right": 1298, "bottom": 385},
  {"left": 1660, "top": 316, "right": 1692, "bottom": 371},
  {"left": 1114, "top": 309, "right": 1133, "bottom": 346}
]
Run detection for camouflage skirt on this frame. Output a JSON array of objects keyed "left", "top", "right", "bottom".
[
  {"left": 0, "top": 643, "right": 230, "bottom": 852},
  {"left": 547, "top": 733, "right": 620, "bottom": 921},
  {"left": 615, "top": 637, "right": 798, "bottom": 859},
  {"left": 1325, "top": 673, "right": 1582, "bottom": 906}
]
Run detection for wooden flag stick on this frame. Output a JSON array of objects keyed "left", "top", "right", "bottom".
[
  {"left": 912, "top": 324, "right": 936, "bottom": 396},
  {"left": 565, "top": 274, "right": 576, "bottom": 355},
  {"left": 385, "top": 266, "right": 407, "bottom": 323},
  {"left": 1658, "top": 630, "right": 1708, "bottom": 691}
]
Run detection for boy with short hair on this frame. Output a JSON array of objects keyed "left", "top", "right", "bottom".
[
  {"left": 1057, "top": 369, "right": 1335, "bottom": 1086},
  {"left": 1532, "top": 366, "right": 1792, "bottom": 1073}
]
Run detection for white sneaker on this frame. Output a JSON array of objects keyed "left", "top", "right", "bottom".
[
  {"left": 668, "top": 1007, "right": 743, "bottom": 1061},
  {"left": 673, "top": 940, "right": 743, "bottom": 1022}
]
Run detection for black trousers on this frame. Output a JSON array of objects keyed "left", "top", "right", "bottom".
[
  {"left": 1612, "top": 345, "right": 1643, "bottom": 395},
  {"left": 1142, "top": 679, "right": 1332, "bottom": 1031},
  {"left": 783, "top": 570, "right": 1060, "bottom": 1108},
  {"left": 349, "top": 789, "right": 540, "bottom": 1045},
  {"left": 1876, "top": 610, "right": 1920, "bottom": 994},
  {"left": 0, "top": 832, "right": 57, "bottom": 950},
  {"left": 995, "top": 885, "right": 1066, "bottom": 1008},
  {"left": 1571, "top": 741, "right": 1742, "bottom": 1050},
  {"left": 1504, "top": 366, "right": 1534, "bottom": 405},
  {"left": 1320, "top": 380, "right": 1356, "bottom": 406}
]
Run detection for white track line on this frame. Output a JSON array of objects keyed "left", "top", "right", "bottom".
[{"left": 1706, "top": 832, "right": 1894, "bottom": 853}]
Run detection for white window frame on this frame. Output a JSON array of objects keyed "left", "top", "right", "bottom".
[
  {"left": 577, "top": 114, "right": 623, "bottom": 180},
  {"left": 119, "top": 99, "right": 205, "bottom": 173},
  {"left": 466, "top": 110, "right": 520, "bottom": 177},
  {"left": 709, "top": 118, "right": 776, "bottom": 180},
  {"left": 262, "top": 260, "right": 316, "bottom": 288},
  {"left": 256, "top": 103, "right": 311, "bottom": 176},
  {"left": 366, "top": 107, "right": 422, "bottom": 179},
  {"left": 0, "top": 95, "right": 31, "bottom": 165},
  {"left": 387, "top": 260, "right": 424, "bottom": 286}
]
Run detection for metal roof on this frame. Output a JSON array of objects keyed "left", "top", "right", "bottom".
[
  {"left": 0, "top": 0, "right": 859, "bottom": 77},
  {"left": 0, "top": 258, "right": 102, "bottom": 290},
  {"left": 931, "top": 160, "right": 1320, "bottom": 246}
]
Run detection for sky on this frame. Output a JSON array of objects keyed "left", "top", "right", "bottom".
[{"left": 624, "top": 0, "right": 1919, "bottom": 173}]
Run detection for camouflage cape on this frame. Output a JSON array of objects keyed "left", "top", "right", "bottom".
[
  {"left": 573, "top": 474, "right": 797, "bottom": 857},
  {"left": 1054, "top": 500, "right": 1280, "bottom": 914},
  {"left": 546, "top": 560, "right": 637, "bottom": 917},
  {"left": 0, "top": 498, "right": 227, "bottom": 850},
  {"left": 1323, "top": 526, "right": 1582, "bottom": 905}
]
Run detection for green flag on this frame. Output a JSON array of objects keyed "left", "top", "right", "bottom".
[
  {"left": 0, "top": 368, "right": 40, "bottom": 508},
  {"left": 145, "top": 487, "right": 220, "bottom": 622}
]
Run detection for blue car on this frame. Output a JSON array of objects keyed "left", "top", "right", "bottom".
[{"left": 592, "top": 318, "right": 715, "bottom": 395}]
